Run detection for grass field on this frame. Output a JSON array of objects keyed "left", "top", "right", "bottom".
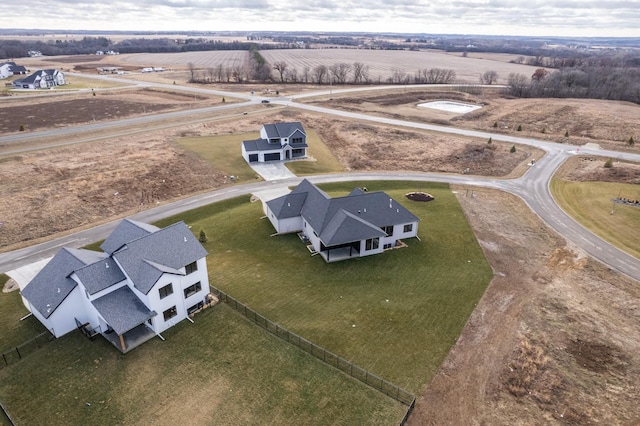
[
  {"left": 550, "top": 179, "right": 640, "bottom": 259},
  {"left": 175, "top": 129, "right": 345, "bottom": 177},
  {"left": 0, "top": 303, "right": 404, "bottom": 425},
  {"left": 176, "top": 132, "right": 263, "bottom": 181},
  {"left": 0, "top": 278, "right": 47, "bottom": 352},
  {"left": 155, "top": 181, "right": 493, "bottom": 393}
]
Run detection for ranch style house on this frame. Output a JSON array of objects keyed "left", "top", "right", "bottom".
[
  {"left": 12, "top": 69, "right": 66, "bottom": 89},
  {"left": 242, "top": 121, "right": 308, "bottom": 163},
  {"left": 264, "top": 179, "right": 420, "bottom": 262},
  {"left": 20, "top": 219, "right": 210, "bottom": 353}
]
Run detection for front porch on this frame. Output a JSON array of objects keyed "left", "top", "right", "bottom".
[{"left": 102, "top": 323, "right": 157, "bottom": 354}]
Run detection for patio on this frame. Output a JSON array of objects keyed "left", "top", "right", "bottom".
[{"left": 102, "top": 323, "right": 158, "bottom": 354}]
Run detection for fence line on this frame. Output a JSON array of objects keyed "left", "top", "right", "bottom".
[
  {"left": 210, "top": 286, "right": 416, "bottom": 408},
  {"left": 0, "top": 331, "right": 55, "bottom": 370}
]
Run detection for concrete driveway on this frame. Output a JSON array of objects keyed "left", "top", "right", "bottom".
[{"left": 249, "top": 161, "right": 297, "bottom": 181}]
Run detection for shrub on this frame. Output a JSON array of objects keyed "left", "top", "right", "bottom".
[
  {"left": 629, "top": 137, "right": 635, "bottom": 146},
  {"left": 19, "top": 124, "right": 24, "bottom": 131},
  {"left": 222, "top": 97, "right": 226, "bottom": 103},
  {"left": 510, "top": 145, "right": 516, "bottom": 153},
  {"left": 541, "top": 127, "right": 546, "bottom": 134},
  {"left": 604, "top": 158, "right": 614, "bottom": 168},
  {"left": 565, "top": 130, "right": 569, "bottom": 137},
  {"left": 199, "top": 228, "right": 208, "bottom": 243},
  {"left": 487, "top": 137, "right": 492, "bottom": 144},
  {"left": 493, "top": 122, "right": 498, "bottom": 128},
  {"left": 517, "top": 125, "right": 522, "bottom": 131}
]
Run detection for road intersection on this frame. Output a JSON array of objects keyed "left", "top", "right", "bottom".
[{"left": 1, "top": 80, "right": 639, "bottom": 284}]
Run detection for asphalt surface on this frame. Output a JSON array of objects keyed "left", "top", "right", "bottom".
[{"left": 1, "top": 81, "right": 639, "bottom": 284}]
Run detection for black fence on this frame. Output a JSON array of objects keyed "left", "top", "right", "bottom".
[
  {"left": 210, "top": 286, "right": 416, "bottom": 412},
  {"left": 0, "top": 331, "right": 54, "bottom": 370}
]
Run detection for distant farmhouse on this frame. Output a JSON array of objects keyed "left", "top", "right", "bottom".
[
  {"left": 264, "top": 179, "right": 420, "bottom": 262},
  {"left": 0, "top": 62, "right": 27, "bottom": 79},
  {"left": 13, "top": 69, "right": 66, "bottom": 89},
  {"left": 242, "top": 121, "right": 308, "bottom": 163},
  {"left": 20, "top": 219, "right": 210, "bottom": 353}
]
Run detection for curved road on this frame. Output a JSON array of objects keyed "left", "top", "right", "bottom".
[{"left": 1, "top": 81, "right": 639, "bottom": 284}]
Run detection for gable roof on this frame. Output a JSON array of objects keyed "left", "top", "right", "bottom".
[
  {"left": 113, "top": 221, "right": 207, "bottom": 294},
  {"left": 267, "top": 179, "right": 419, "bottom": 246},
  {"left": 74, "top": 256, "right": 126, "bottom": 295},
  {"left": 242, "top": 138, "right": 282, "bottom": 153},
  {"left": 92, "top": 286, "right": 156, "bottom": 335},
  {"left": 263, "top": 122, "right": 306, "bottom": 139},
  {"left": 21, "top": 248, "right": 99, "bottom": 318},
  {"left": 101, "top": 219, "right": 159, "bottom": 255}
]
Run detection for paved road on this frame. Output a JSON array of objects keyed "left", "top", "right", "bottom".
[{"left": 1, "top": 82, "right": 639, "bottom": 284}]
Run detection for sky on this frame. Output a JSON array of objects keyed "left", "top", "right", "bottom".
[{"left": 2, "top": 0, "right": 640, "bottom": 38}]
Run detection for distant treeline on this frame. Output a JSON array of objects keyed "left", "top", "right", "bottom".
[
  {"left": 507, "top": 66, "right": 640, "bottom": 104},
  {"left": 0, "top": 37, "right": 295, "bottom": 58}
]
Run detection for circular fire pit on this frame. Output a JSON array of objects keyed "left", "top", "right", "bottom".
[{"left": 405, "top": 192, "right": 434, "bottom": 202}]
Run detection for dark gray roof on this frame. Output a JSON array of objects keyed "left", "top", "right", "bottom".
[
  {"left": 242, "top": 138, "right": 282, "bottom": 153},
  {"left": 21, "top": 248, "right": 94, "bottom": 318},
  {"left": 92, "top": 286, "right": 156, "bottom": 335},
  {"left": 113, "top": 221, "right": 207, "bottom": 295},
  {"left": 101, "top": 219, "right": 159, "bottom": 254},
  {"left": 263, "top": 122, "right": 306, "bottom": 139},
  {"left": 269, "top": 179, "right": 419, "bottom": 245},
  {"left": 74, "top": 257, "right": 126, "bottom": 295}
]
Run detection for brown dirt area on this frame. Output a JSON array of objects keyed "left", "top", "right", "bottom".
[
  {"left": 410, "top": 188, "right": 640, "bottom": 425},
  {"left": 308, "top": 89, "right": 640, "bottom": 152},
  {"left": 1, "top": 81, "right": 639, "bottom": 424},
  {"left": 554, "top": 156, "right": 640, "bottom": 185}
]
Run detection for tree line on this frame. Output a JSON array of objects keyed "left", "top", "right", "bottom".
[
  {"left": 506, "top": 66, "right": 640, "bottom": 104},
  {"left": 188, "top": 53, "right": 457, "bottom": 85}
]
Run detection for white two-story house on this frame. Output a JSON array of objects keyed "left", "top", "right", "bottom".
[
  {"left": 20, "top": 219, "right": 210, "bottom": 353},
  {"left": 242, "top": 121, "right": 308, "bottom": 163}
]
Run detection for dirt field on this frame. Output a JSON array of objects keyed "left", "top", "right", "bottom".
[
  {"left": 309, "top": 89, "right": 640, "bottom": 151},
  {"left": 1, "top": 75, "right": 639, "bottom": 424}
]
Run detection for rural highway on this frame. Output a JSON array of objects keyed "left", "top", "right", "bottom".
[{"left": 1, "top": 80, "right": 639, "bottom": 284}]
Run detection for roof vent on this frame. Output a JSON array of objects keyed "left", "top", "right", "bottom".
[
  {"left": 105, "top": 262, "right": 109, "bottom": 268},
  {"left": 184, "top": 236, "right": 187, "bottom": 242},
  {"left": 364, "top": 208, "right": 367, "bottom": 213},
  {"left": 389, "top": 198, "right": 393, "bottom": 208}
]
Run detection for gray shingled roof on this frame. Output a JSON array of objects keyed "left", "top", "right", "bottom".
[
  {"left": 263, "top": 122, "right": 306, "bottom": 139},
  {"left": 113, "top": 221, "right": 207, "bottom": 295},
  {"left": 74, "top": 257, "right": 126, "bottom": 296},
  {"left": 101, "top": 219, "right": 159, "bottom": 254},
  {"left": 242, "top": 138, "right": 282, "bottom": 153},
  {"left": 269, "top": 179, "right": 419, "bottom": 245},
  {"left": 21, "top": 248, "right": 92, "bottom": 318},
  {"left": 92, "top": 286, "right": 156, "bottom": 335}
]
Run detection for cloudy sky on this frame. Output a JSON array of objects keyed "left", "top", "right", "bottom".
[{"left": 3, "top": 0, "right": 640, "bottom": 37}]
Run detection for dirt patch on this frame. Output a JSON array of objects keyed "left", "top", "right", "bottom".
[
  {"left": 555, "top": 156, "right": 640, "bottom": 185},
  {"left": 409, "top": 188, "right": 640, "bottom": 425},
  {"left": 310, "top": 89, "right": 640, "bottom": 151},
  {"left": 405, "top": 192, "right": 434, "bottom": 202},
  {"left": 0, "top": 88, "right": 221, "bottom": 134},
  {"left": 2, "top": 278, "right": 18, "bottom": 293}
]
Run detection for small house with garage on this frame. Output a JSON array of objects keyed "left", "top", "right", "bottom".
[{"left": 242, "top": 121, "right": 308, "bottom": 163}]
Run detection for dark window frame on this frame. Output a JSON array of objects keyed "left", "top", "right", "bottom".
[
  {"left": 163, "top": 306, "right": 177, "bottom": 321},
  {"left": 185, "top": 261, "right": 198, "bottom": 275},
  {"left": 403, "top": 224, "right": 413, "bottom": 233},
  {"left": 159, "top": 283, "right": 173, "bottom": 299},
  {"left": 184, "top": 281, "right": 202, "bottom": 299}
]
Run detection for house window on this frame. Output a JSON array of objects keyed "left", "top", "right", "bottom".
[
  {"left": 163, "top": 306, "right": 177, "bottom": 321},
  {"left": 185, "top": 261, "right": 198, "bottom": 275},
  {"left": 187, "top": 302, "right": 204, "bottom": 315},
  {"left": 365, "top": 238, "right": 379, "bottom": 251},
  {"left": 159, "top": 283, "right": 173, "bottom": 299},
  {"left": 291, "top": 137, "right": 303, "bottom": 144},
  {"left": 184, "top": 282, "right": 202, "bottom": 299},
  {"left": 404, "top": 224, "right": 413, "bottom": 233},
  {"left": 381, "top": 225, "right": 394, "bottom": 236}
]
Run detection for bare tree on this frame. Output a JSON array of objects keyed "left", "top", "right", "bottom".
[
  {"left": 352, "top": 62, "right": 369, "bottom": 84},
  {"left": 312, "top": 64, "right": 328, "bottom": 84},
  {"left": 480, "top": 70, "right": 498, "bottom": 85},
  {"left": 187, "top": 62, "right": 195, "bottom": 82},
  {"left": 531, "top": 68, "right": 549, "bottom": 81},
  {"left": 302, "top": 66, "right": 310, "bottom": 83},
  {"left": 273, "top": 61, "right": 288, "bottom": 83},
  {"left": 329, "top": 63, "right": 351, "bottom": 84},
  {"left": 285, "top": 67, "right": 298, "bottom": 83},
  {"left": 507, "top": 72, "right": 530, "bottom": 97},
  {"left": 424, "top": 68, "right": 456, "bottom": 84}
]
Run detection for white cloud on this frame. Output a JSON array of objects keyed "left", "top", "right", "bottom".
[{"left": 1, "top": 0, "right": 639, "bottom": 37}]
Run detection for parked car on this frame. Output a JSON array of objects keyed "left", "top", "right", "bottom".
[{"left": 261, "top": 99, "right": 270, "bottom": 104}]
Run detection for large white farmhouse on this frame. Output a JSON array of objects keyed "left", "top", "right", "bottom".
[{"left": 20, "top": 219, "right": 210, "bottom": 353}]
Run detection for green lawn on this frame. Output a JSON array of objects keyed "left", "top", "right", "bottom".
[
  {"left": 175, "top": 129, "right": 344, "bottom": 178},
  {"left": 156, "top": 181, "right": 493, "bottom": 393},
  {"left": 0, "top": 304, "right": 404, "bottom": 425},
  {"left": 176, "top": 133, "right": 264, "bottom": 182},
  {"left": 0, "top": 277, "right": 47, "bottom": 353},
  {"left": 551, "top": 179, "right": 640, "bottom": 259}
]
